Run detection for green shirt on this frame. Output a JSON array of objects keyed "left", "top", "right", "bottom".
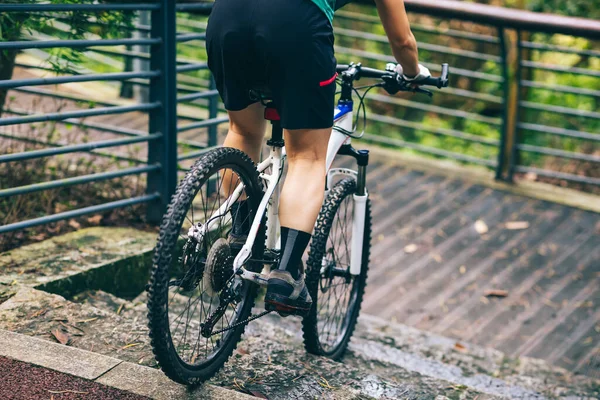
[{"left": 311, "top": 0, "right": 335, "bottom": 23}]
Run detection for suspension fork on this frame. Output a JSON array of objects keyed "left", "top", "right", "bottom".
[{"left": 337, "top": 145, "right": 369, "bottom": 276}]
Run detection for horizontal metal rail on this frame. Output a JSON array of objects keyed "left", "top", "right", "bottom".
[
  {"left": 0, "top": 3, "right": 161, "bottom": 12},
  {"left": 177, "top": 117, "right": 230, "bottom": 133},
  {"left": 0, "top": 71, "right": 160, "bottom": 90},
  {"left": 517, "top": 144, "right": 600, "bottom": 163},
  {"left": 0, "top": 131, "right": 146, "bottom": 166},
  {"left": 519, "top": 101, "right": 600, "bottom": 119},
  {"left": 520, "top": 80, "right": 600, "bottom": 98},
  {"left": 362, "top": 132, "right": 497, "bottom": 167},
  {"left": 177, "top": 90, "right": 220, "bottom": 103},
  {"left": 335, "top": 10, "right": 499, "bottom": 44},
  {"left": 176, "top": 63, "right": 209, "bottom": 73},
  {"left": 0, "top": 38, "right": 161, "bottom": 51},
  {"left": 0, "top": 103, "right": 160, "bottom": 127},
  {"left": 520, "top": 41, "right": 600, "bottom": 57},
  {"left": 368, "top": 113, "right": 499, "bottom": 146},
  {"left": 175, "top": 3, "right": 214, "bottom": 13},
  {"left": 517, "top": 123, "right": 600, "bottom": 142},
  {"left": 366, "top": 93, "right": 502, "bottom": 126},
  {"left": 521, "top": 61, "right": 600, "bottom": 78},
  {"left": 335, "top": 45, "right": 504, "bottom": 83},
  {"left": 0, "top": 194, "right": 160, "bottom": 235},
  {"left": 335, "top": 27, "right": 502, "bottom": 63},
  {"left": 0, "top": 133, "right": 162, "bottom": 163},
  {"left": 514, "top": 166, "right": 600, "bottom": 185},
  {"left": 178, "top": 146, "right": 219, "bottom": 161},
  {"left": 0, "top": 165, "right": 160, "bottom": 199},
  {"left": 176, "top": 33, "right": 207, "bottom": 43}
]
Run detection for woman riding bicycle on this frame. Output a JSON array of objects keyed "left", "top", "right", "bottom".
[{"left": 206, "top": 0, "right": 430, "bottom": 317}]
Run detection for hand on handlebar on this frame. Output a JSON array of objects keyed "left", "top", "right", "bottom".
[{"left": 396, "top": 63, "right": 432, "bottom": 85}]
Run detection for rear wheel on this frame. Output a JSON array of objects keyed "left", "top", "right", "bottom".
[
  {"left": 147, "top": 147, "right": 265, "bottom": 385},
  {"left": 302, "top": 178, "right": 371, "bottom": 360}
]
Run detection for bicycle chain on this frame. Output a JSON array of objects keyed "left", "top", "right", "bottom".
[{"left": 208, "top": 309, "right": 273, "bottom": 337}]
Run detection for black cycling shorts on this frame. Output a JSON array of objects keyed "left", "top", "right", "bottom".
[{"left": 206, "top": 0, "right": 337, "bottom": 130}]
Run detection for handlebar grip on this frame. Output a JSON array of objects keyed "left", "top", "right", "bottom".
[{"left": 418, "top": 64, "right": 449, "bottom": 88}]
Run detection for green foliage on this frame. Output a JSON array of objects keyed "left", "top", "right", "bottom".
[
  {"left": 0, "top": 0, "right": 135, "bottom": 75},
  {"left": 526, "top": 0, "right": 600, "bottom": 19}
]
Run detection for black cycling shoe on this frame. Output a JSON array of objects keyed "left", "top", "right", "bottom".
[{"left": 265, "top": 269, "right": 313, "bottom": 317}]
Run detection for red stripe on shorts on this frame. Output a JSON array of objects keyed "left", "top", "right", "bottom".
[{"left": 319, "top": 73, "right": 338, "bottom": 87}]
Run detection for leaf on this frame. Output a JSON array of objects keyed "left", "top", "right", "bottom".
[
  {"left": 459, "top": 265, "right": 467, "bottom": 274},
  {"left": 484, "top": 289, "right": 508, "bottom": 298},
  {"left": 87, "top": 215, "right": 102, "bottom": 224},
  {"left": 454, "top": 342, "right": 467, "bottom": 352},
  {"left": 474, "top": 220, "right": 488, "bottom": 234},
  {"left": 249, "top": 391, "right": 268, "bottom": 399},
  {"left": 51, "top": 329, "right": 70, "bottom": 345},
  {"left": 404, "top": 244, "right": 418, "bottom": 253},
  {"left": 68, "top": 220, "right": 81, "bottom": 229},
  {"left": 237, "top": 347, "right": 249, "bottom": 355},
  {"left": 505, "top": 221, "right": 529, "bottom": 230}
]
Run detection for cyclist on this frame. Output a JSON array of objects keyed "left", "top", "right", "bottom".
[{"left": 206, "top": 0, "right": 430, "bottom": 317}]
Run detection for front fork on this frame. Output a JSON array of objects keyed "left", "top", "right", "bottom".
[{"left": 351, "top": 163, "right": 368, "bottom": 276}]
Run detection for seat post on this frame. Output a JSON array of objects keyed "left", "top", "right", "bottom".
[{"left": 264, "top": 102, "right": 284, "bottom": 148}]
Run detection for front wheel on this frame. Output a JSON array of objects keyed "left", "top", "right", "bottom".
[{"left": 302, "top": 178, "right": 371, "bottom": 360}]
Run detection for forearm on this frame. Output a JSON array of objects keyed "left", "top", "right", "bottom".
[{"left": 374, "top": 0, "right": 420, "bottom": 77}]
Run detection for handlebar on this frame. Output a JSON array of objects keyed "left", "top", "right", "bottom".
[{"left": 336, "top": 63, "right": 450, "bottom": 91}]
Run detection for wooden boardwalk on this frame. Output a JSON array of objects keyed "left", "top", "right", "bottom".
[
  {"left": 3, "top": 76, "right": 599, "bottom": 379},
  {"left": 354, "top": 157, "right": 599, "bottom": 379}
]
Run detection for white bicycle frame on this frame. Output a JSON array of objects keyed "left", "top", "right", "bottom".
[{"left": 187, "top": 104, "right": 368, "bottom": 286}]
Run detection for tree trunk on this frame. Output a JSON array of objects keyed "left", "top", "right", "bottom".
[{"left": 0, "top": 49, "right": 18, "bottom": 118}]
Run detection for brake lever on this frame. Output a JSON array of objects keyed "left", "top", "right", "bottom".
[{"left": 412, "top": 87, "right": 433, "bottom": 97}]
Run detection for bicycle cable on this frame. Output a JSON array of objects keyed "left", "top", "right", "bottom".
[{"left": 333, "top": 80, "right": 384, "bottom": 139}]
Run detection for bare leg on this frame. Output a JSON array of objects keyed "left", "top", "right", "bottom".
[
  {"left": 279, "top": 128, "right": 332, "bottom": 233},
  {"left": 221, "top": 103, "right": 266, "bottom": 199},
  {"left": 223, "top": 102, "right": 266, "bottom": 163}
]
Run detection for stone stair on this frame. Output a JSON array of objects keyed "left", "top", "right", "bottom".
[{"left": 1, "top": 287, "right": 598, "bottom": 399}]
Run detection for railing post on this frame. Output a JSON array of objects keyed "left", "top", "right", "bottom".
[
  {"left": 496, "top": 27, "right": 509, "bottom": 181},
  {"left": 208, "top": 76, "right": 218, "bottom": 147},
  {"left": 147, "top": 0, "right": 177, "bottom": 224},
  {"left": 507, "top": 31, "right": 522, "bottom": 182},
  {"left": 496, "top": 27, "right": 521, "bottom": 182}
]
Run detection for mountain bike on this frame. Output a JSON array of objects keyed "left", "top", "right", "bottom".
[{"left": 146, "top": 62, "right": 450, "bottom": 385}]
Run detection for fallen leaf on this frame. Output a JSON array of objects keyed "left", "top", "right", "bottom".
[
  {"left": 75, "top": 317, "right": 98, "bottom": 324},
  {"left": 47, "top": 390, "right": 88, "bottom": 394},
  {"left": 505, "top": 221, "right": 529, "bottom": 230},
  {"left": 474, "top": 220, "right": 488, "bottom": 234},
  {"left": 454, "top": 342, "right": 467, "bottom": 352},
  {"left": 68, "top": 220, "right": 81, "bottom": 229},
  {"left": 237, "top": 348, "right": 249, "bottom": 355},
  {"left": 120, "top": 342, "right": 142, "bottom": 350},
  {"left": 250, "top": 391, "right": 268, "bottom": 399},
  {"left": 87, "top": 215, "right": 102, "bottom": 224},
  {"left": 459, "top": 265, "right": 467, "bottom": 274},
  {"left": 51, "top": 329, "right": 70, "bottom": 345},
  {"left": 404, "top": 244, "right": 418, "bottom": 253},
  {"left": 485, "top": 289, "right": 508, "bottom": 298},
  {"left": 432, "top": 253, "right": 443, "bottom": 263}
]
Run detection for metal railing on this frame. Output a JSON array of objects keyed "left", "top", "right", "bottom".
[
  {"left": 1, "top": 0, "right": 598, "bottom": 237},
  {"left": 0, "top": 1, "right": 222, "bottom": 235}
]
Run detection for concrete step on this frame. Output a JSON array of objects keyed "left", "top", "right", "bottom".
[
  {"left": 0, "top": 288, "right": 495, "bottom": 399},
  {"left": 3, "top": 287, "right": 598, "bottom": 399}
]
